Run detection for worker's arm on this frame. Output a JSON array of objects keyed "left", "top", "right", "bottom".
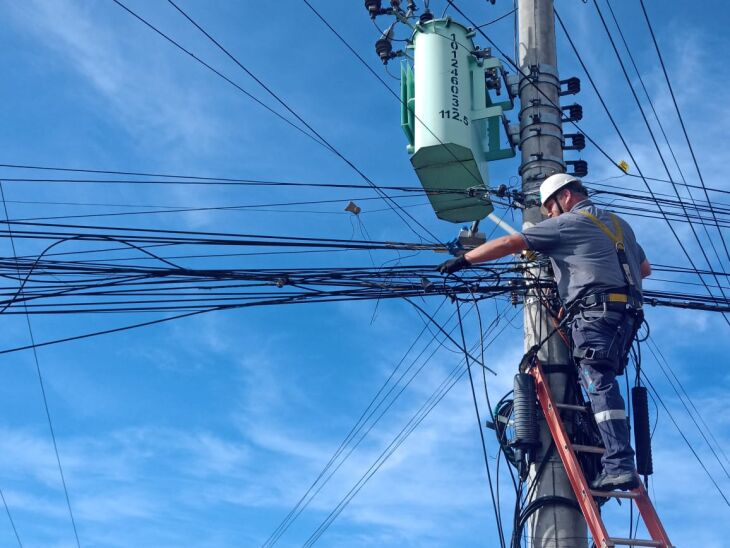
[
  {"left": 640, "top": 258, "right": 651, "bottom": 278},
  {"left": 465, "top": 234, "right": 529, "bottom": 264},
  {"left": 437, "top": 234, "right": 529, "bottom": 275}
]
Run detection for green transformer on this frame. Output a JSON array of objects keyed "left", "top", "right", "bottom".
[{"left": 401, "top": 18, "right": 515, "bottom": 223}]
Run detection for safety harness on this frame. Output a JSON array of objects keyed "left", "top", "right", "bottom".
[
  {"left": 575, "top": 210, "right": 643, "bottom": 308},
  {"left": 572, "top": 210, "right": 644, "bottom": 370}
]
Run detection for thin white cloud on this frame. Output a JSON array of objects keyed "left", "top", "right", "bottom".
[{"left": 5, "top": 0, "right": 222, "bottom": 153}]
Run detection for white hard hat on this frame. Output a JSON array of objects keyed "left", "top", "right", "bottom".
[{"left": 539, "top": 173, "right": 580, "bottom": 206}]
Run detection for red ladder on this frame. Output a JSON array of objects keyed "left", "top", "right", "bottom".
[{"left": 529, "top": 359, "right": 673, "bottom": 548}]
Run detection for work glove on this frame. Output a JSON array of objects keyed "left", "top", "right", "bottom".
[{"left": 437, "top": 255, "right": 471, "bottom": 275}]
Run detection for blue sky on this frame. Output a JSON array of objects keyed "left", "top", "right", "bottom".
[{"left": 0, "top": 1, "right": 728, "bottom": 546}]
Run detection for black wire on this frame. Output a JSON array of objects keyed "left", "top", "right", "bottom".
[
  {"left": 639, "top": 370, "right": 730, "bottom": 506},
  {"left": 644, "top": 337, "right": 730, "bottom": 480},
  {"left": 553, "top": 8, "right": 730, "bottom": 328},
  {"left": 162, "top": 0, "right": 440, "bottom": 244},
  {"left": 264, "top": 300, "right": 506, "bottom": 547},
  {"left": 0, "top": 489, "right": 21, "bottom": 548},
  {"left": 299, "top": 306, "right": 522, "bottom": 547},
  {"left": 476, "top": 8, "right": 518, "bottom": 29},
  {"left": 456, "top": 298, "right": 506, "bottom": 548},
  {"left": 262, "top": 298, "right": 455, "bottom": 547},
  {"left": 109, "top": 0, "right": 328, "bottom": 150},
  {"left": 588, "top": 0, "right": 730, "bottom": 310},
  {"left": 0, "top": 182, "right": 77, "bottom": 547},
  {"left": 637, "top": 0, "right": 730, "bottom": 264}
]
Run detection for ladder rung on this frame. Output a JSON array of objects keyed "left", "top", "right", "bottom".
[
  {"left": 572, "top": 443, "right": 605, "bottom": 454},
  {"left": 556, "top": 403, "right": 589, "bottom": 412},
  {"left": 606, "top": 537, "right": 663, "bottom": 547},
  {"left": 590, "top": 489, "right": 639, "bottom": 499}
]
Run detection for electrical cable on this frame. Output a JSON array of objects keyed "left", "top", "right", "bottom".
[
  {"left": 456, "top": 298, "right": 506, "bottom": 548},
  {"left": 0, "top": 182, "right": 79, "bottom": 547},
  {"left": 588, "top": 0, "right": 730, "bottom": 314},
  {"left": 299, "top": 305, "right": 522, "bottom": 547},
  {"left": 639, "top": 370, "right": 730, "bottom": 506},
  {"left": 553, "top": 8, "right": 730, "bottom": 327},
  {"left": 637, "top": 0, "right": 730, "bottom": 264},
  {"left": 156, "top": 0, "right": 440, "bottom": 244},
  {"left": 108, "top": 0, "right": 328, "bottom": 150}
]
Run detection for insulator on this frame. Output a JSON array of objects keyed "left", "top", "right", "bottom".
[
  {"left": 559, "top": 77, "right": 581, "bottom": 96},
  {"left": 512, "top": 373, "right": 539, "bottom": 450},
  {"left": 511, "top": 291, "right": 519, "bottom": 306},
  {"left": 485, "top": 68, "right": 500, "bottom": 91},
  {"left": 419, "top": 10, "right": 434, "bottom": 23},
  {"left": 375, "top": 38, "right": 394, "bottom": 64},
  {"left": 566, "top": 159, "right": 588, "bottom": 177},
  {"left": 563, "top": 132, "right": 586, "bottom": 151},
  {"left": 365, "top": 0, "right": 382, "bottom": 17},
  {"left": 561, "top": 103, "right": 583, "bottom": 122},
  {"left": 632, "top": 386, "right": 654, "bottom": 476}
]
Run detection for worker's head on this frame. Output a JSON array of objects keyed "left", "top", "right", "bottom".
[{"left": 539, "top": 173, "right": 588, "bottom": 217}]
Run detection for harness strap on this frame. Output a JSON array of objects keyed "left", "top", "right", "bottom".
[
  {"left": 576, "top": 210, "right": 637, "bottom": 289},
  {"left": 576, "top": 210, "right": 624, "bottom": 245}
]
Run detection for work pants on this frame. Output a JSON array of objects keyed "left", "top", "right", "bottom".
[{"left": 571, "top": 308, "right": 637, "bottom": 475}]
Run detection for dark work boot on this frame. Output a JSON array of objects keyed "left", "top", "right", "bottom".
[{"left": 590, "top": 470, "right": 639, "bottom": 491}]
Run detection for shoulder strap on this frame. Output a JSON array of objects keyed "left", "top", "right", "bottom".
[
  {"left": 576, "top": 210, "right": 639, "bottom": 291},
  {"left": 576, "top": 210, "right": 623, "bottom": 246}
]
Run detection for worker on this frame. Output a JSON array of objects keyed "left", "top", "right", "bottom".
[{"left": 438, "top": 173, "right": 651, "bottom": 491}]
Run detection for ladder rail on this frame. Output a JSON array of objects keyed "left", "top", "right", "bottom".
[
  {"left": 530, "top": 360, "right": 611, "bottom": 545},
  {"left": 529, "top": 360, "right": 673, "bottom": 548}
]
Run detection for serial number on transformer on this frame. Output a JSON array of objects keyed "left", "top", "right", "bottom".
[{"left": 439, "top": 33, "right": 469, "bottom": 126}]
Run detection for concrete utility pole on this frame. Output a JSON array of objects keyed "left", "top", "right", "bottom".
[{"left": 516, "top": 1, "right": 587, "bottom": 546}]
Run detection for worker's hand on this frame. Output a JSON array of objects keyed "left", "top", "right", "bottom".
[{"left": 437, "top": 255, "right": 471, "bottom": 275}]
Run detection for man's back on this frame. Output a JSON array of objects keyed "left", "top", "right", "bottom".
[{"left": 521, "top": 199, "right": 646, "bottom": 305}]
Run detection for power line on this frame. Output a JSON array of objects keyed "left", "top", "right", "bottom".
[
  {"left": 113, "top": 0, "right": 439, "bottom": 243},
  {"left": 553, "top": 8, "right": 730, "bottom": 327},
  {"left": 300, "top": 305, "right": 522, "bottom": 547},
  {"left": 588, "top": 0, "right": 730, "bottom": 307},
  {"left": 108, "top": 0, "right": 328, "bottom": 149},
  {"left": 638, "top": 0, "right": 730, "bottom": 265},
  {"left": 0, "top": 182, "right": 79, "bottom": 547}
]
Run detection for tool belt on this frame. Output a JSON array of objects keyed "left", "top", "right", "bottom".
[
  {"left": 580, "top": 291, "right": 643, "bottom": 311},
  {"left": 571, "top": 290, "right": 644, "bottom": 373}
]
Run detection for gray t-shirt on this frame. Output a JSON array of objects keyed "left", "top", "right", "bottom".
[{"left": 520, "top": 199, "right": 646, "bottom": 305}]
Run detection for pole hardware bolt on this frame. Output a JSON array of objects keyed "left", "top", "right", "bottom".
[{"left": 472, "top": 47, "right": 493, "bottom": 59}]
